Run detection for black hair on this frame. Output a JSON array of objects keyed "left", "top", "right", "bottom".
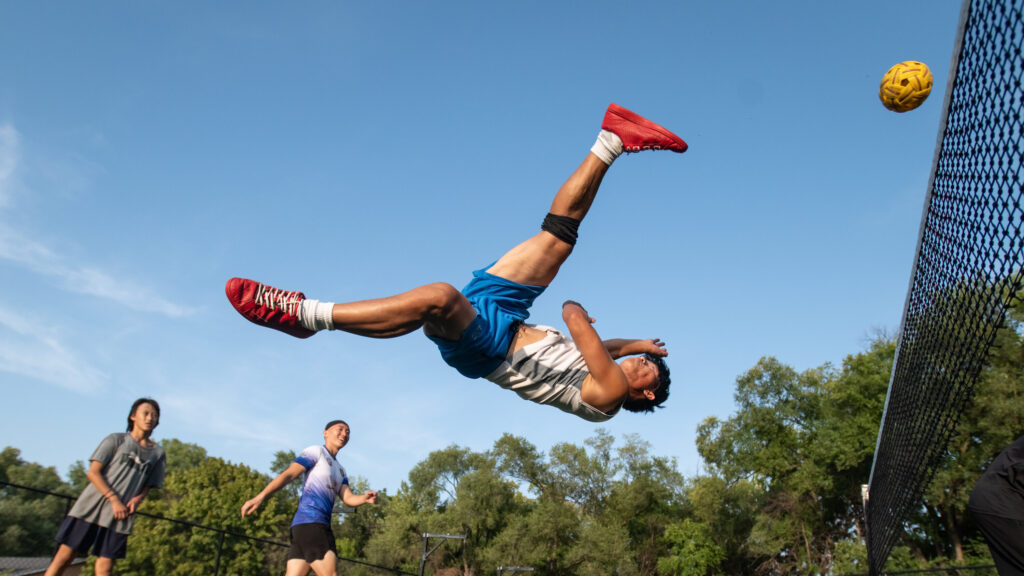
[
  {"left": 127, "top": 397, "right": 160, "bottom": 432},
  {"left": 324, "top": 419, "right": 349, "bottom": 431},
  {"left": 621, "top": 354, "right": 671, "bottom": 414}
]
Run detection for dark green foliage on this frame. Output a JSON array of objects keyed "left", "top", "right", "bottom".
[{"left": 0, "top": 447, "right": 75, "bottom": 556}]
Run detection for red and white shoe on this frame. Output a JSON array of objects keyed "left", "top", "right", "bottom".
[
  {"left": 225, "top": 277, "right": 315, "bottom": 339},
  {"left": 602, "top": 103, "right": 687, "bottom": 153}
]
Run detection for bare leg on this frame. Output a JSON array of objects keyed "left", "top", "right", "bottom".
[
  {"left": 486, "top": 153, "right": 609, "bottom": 286},
  {"left": 331, "top": 282, "right": 477, "bottom": 341},
  {"left": 308, "top": 551, "right": 339, "bottom": 576},
  {"left": 327, "top": 153, "right": 607, "bottom": 338},
  {"left": 93, "top": 557, "right": 114, "bottom": 576},
  {"left": 44, "top": 545, "right": 77, "bottom": 576},
  {"left": 285, "top": 558, "right": 313, "bottom": 576}
]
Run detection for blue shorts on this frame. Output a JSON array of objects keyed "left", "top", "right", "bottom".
[
  {"left": 55, "top": 515, "right": 129, "bottom": 559},
  {"left": 427, "top": 265, "right": 546, "bottom": 378}
]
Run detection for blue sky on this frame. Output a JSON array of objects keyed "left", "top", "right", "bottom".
[{"left": 1, "top": 1, "right": 962, "bottom": 494}]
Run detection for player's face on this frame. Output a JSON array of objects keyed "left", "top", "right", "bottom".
[
  {"left": 130, "top": 402, "right": 160, "bottom": 433},
  {"left": 624, "top": 355, "right": 660, "bottom": 398},
  {"left": 324, "top": 423, "right": 350, "bottom": 450}
]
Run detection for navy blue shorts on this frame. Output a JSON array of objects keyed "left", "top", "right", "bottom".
[
  {"left": 426, "top": 265, "right": 546, "bottom": 379},
  {"left": 55, "top": 515, "right": 128, "bottom": 559},
  {"left": 288, "top": 523, "right": 336, "bottom": 563}
]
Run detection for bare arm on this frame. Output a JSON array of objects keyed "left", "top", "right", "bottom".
[
  {"left": 562, "top": 301, "right": 629, "bottom": 411},
  {"left": 126, "top": 486, "right": 151, "bottom": 514},
  {"left": 86, "top": 460, "right": 129, "bottom": 520},
  {"left": 340, "top": 484, "right": 379, "bottom": 508},
  {"left": 602, "top": 338, "right": 668, "bottom": 360},
  {"left": 241, "top": 462, "right": 306, "bottom": 517}
]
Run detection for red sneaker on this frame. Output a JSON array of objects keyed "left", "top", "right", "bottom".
[
  {"left": 601, "top": 103, "right": 687, "bottom": 153},
  {"left": 225, "top": 277, "right": 315, "bottom": 339}
]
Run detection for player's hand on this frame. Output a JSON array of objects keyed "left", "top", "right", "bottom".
[
  {"left": 562, "top": 300, "right": 595, "bottom": 323},
  {"left": 640, "top": 338, "right": 668, "bottom": 356},
  {"left": 241, "top": 495, "right": 264, "bottom": 518},
  {"left": 364, "top": 490, "right": 379, "bottom": 505},
  {"left": 110, "top": 499, "right": 129, "bottom": 520},
  {"left": 126, "top": 495, "right": 144, "bottom": 514}
]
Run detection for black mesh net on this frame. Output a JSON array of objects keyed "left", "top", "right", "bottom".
[{"left": 865, "top": 0, "right": 1024, "bottom": 574}]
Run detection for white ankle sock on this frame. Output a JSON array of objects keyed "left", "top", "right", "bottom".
[
  {"left": 299, "top": 299, "right": 335, "bottom": 331},
  {"left": 590, "top": 130, "right": 623, "bottom": 165}
]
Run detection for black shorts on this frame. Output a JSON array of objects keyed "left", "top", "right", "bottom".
[
  {"left": 55, "top": 516, "right": 129, "bottom": 559},
  {"left": 288, "top": 523, "right": 336, "bottom": 563},
  {"left": 972, "top": 511, "right": 1024, "bottom": 576}
]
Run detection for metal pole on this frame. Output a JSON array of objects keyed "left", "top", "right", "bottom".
[
  {"left": 418, "top": 533, "right": 466, "bottom": 576},
  {"left": 419, "top": 535, "right": 428, "bottom": 576},
  {"left": 213, "top": 531, "right": 225, "bottom": 576}
]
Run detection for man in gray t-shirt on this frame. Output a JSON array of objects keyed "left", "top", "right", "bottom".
[{"left": 44, "top": 398, "right": 165, "bottom": 576}]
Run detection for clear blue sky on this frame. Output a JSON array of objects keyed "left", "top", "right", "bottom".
[{"left": 1, "top": 1, "right": 962, "bottom": 493}]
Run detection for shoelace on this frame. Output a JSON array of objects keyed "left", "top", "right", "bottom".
[{"left": 254, "top": 283, "right": 302, "bottom": 316}]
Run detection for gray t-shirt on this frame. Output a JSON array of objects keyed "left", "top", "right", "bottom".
[{"left": 68, "top": 433, "right": 166, "bottom": 534}]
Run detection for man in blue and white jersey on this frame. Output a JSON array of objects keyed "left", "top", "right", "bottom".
[{"left": 241, "top": 420, "right": 378, "bottom": 576}]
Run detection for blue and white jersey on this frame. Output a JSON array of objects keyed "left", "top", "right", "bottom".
[{"left": 291, "top": 445, "right": 349, "bottom": 526}]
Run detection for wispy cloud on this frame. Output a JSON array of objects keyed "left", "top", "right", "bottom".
[
  {"left": 0, "top": 225, "right": 195, "bottom": 317},
  {"left": 0, "top": 304, "right": 107, "bottom": 393},
  {"left": 0, "top": 124, "right": 194, "bottom": 318}
]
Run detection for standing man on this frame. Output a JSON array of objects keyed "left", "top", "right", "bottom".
[
  {"left": 969, "top": 435, "right": 1024, "bottom": 575},
  {"left": 242, "top": 420, "right": 378, "bottom": 576},
  {"left": 227, "top": 103, "right": 684, "bottom": 422},
  {"left": 45, "top": 398, "right": 166, "bottom": 576}
]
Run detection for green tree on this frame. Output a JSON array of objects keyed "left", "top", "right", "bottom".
[
  {"left": 448, "top": 466, "right": 522, "bottom": 572},
  {"left": 658, "top": 518, "right": 726, "bottom": 576},
  {"left": 0, "top": 447, "right": 75, "bottom": 556},
  {"left": 566, "top": 517, "right": 638, "bottom": 576},
  {"left": 114, "top": 456, "right": 293, "bottom": 576},
  {"left": 161, "top": 438, "right": 208, "bottom": 477},
  {"left": 406, "top": 445, "right": 487, "bottom": 510},
  {"left": 695, "top": 337, "right": 896, "bottom": 575},
  {"left": 362, "top": 491, "right": 435, "bottom": 575},
  {"left": 683, "top": 475, "right": 761, "bottom": 576},
  {"left": 480, "top": 498, "right": 579, "bottom": 575},
  {"left": 604, "top": 434, "right": 686, "bottom": 575}
]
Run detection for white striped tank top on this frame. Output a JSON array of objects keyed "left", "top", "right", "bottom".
[{"left": 484, "top": 324, "right": 621, "bottom": 422}]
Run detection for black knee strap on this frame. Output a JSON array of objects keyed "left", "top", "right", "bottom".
[{"left": 541, "top": 213, "right": 581, "bottom": 246}]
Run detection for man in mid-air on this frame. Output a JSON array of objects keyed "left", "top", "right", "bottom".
[{"left": 227, "top": 103, "right": 686, "bottom": 422}]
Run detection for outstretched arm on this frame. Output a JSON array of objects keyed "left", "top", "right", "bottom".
[
  {"left": 562, "top": 301, "right": 629, "bottom": 412},
  {"left": 602, "top": 338, "right": 667, "bottom": 360},
  {"left": 341, "top": 485, "right": 379, "bottom": 508},
  {"left": 241, "top": 462, "right": 306, "bottom": 517}
]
